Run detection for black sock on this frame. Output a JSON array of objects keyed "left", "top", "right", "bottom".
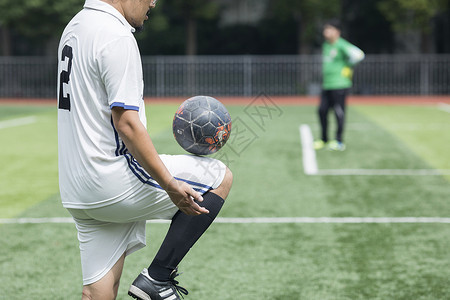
[{"left": 148, "top": 192, "right": 225, "bottom": 281}]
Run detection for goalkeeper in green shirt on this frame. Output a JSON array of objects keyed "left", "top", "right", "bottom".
[{"left": 314, "top": 19, "right": 365, "bottom": 151}]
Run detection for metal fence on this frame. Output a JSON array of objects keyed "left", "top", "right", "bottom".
[{"left": 0, "top": 54, "right": 449, "bottom": 98}]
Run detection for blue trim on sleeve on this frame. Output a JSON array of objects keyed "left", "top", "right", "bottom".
[{"left": 110, "top": 102, "right": 139, "bottom": 111}]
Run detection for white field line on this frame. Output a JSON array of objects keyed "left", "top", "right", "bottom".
[
  {"left": 316, "top": 169, "right": 450, "bottom": 176},
  {"left": 1, "top": 217, "right": 450, "bottom": 224},
  {"left": 299, "top": 124, "right": 450, "bottom": 176},
  {"left": 309, "top": 122, "right": 450, "bottom": 131},
  {"left": 299, "top": 125, "right": 318, "bottom": 175},
  {"left": 437, "top": 102, "right": 450, "bottom": 113},
  {"left": 0, "top": 116, "right": 37, "bottom": 129}
]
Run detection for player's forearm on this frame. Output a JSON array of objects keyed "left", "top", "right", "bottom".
[
  {"left": 125, "top": 127, "right": 173, "bottom": 188},
  {"left": 112, "top": 108, "right": 174, "bottom": 189}
]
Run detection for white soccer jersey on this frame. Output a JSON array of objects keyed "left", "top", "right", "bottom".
[{"left": 57, "top": 0, "right": 147, "bottom": 209}]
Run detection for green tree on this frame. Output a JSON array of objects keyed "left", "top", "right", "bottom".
[
  {"left": 266, "top": 0, "right": 340, "bottom": 54},
  {"left": 377, "top": 0, "right": 449, "bottom": 52},
  {"left": 137, "top": 0, "right": 219, "bottom": 55},
  {"left": 342, "top": 0, "right": 394, "bottom": 54},
  {"left": 0, "top": 0, "right": 84, "bottom": 55},
  {"left": 166, "top": 0, "right": 219, "bottom": 55}
]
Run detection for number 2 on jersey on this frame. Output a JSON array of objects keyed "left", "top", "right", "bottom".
[{"left": 58, "top": 45, "right": 73, "bottom": 111}]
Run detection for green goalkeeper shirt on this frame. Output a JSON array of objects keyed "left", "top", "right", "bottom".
[{"left": 322, "top": 37, "right": 365, "bottom": 90}]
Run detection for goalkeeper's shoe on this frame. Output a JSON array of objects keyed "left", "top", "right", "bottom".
[
  {"left": 328, "top": 140, "right": 346, "bottom": 151},
  {"left": 128, "top": 268, "right": 188, "bottom": 300},
  {"left": 313, "top": 140, "right": 326, "bottom": 150}
]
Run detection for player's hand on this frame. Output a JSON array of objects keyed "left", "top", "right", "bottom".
[{"left": 166, "top": 178, "right": 208, "bottom": 216}]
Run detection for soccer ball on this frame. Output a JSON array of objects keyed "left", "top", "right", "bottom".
[{"left": 173, "top": 95, "right": 232, "bottom": 156}]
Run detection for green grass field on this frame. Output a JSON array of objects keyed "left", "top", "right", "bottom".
[{"left": 0, "top": 99, "right": 449, "bottom": 300}]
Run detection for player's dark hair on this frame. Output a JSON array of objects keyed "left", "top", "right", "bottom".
[{"left": 325, "top": 18, "right": 341, "bottom": 31}]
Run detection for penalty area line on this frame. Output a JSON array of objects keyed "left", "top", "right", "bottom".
[
  {"left": 316, "top": 169, "right": 450, "bottom": 176},
  {"left": 0, "top": 116, "right": 37, "bottom": 130},
  {"left": 298, "top": 124, "right": 450, "bottom": 176},
  {"left": 1, "top": 217, "right": 450, "bottom": 224},
  {"left": 299, "top": 124, "right": 318, "bottom": 175},
  {"left": 437, "top": 102, "right": 450, "bottom": 113}
]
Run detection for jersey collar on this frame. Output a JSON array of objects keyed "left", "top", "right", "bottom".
[{"left": 84, "top": 0, "right": 136, "bottom": 33}]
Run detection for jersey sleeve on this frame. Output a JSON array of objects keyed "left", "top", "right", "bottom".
[
  {"left": 341, "top": 39, "right": 365, "bottom": 66},
  {"left": 98, "top": 36, "right": 143, "bottom": 111}
]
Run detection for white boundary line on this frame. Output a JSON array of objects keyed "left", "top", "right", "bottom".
[
  {"left": 438, "top": 102, "right": 450, "bottom": 113},
  {"left": 299, "top": 125, "right": 318, "bottom": 175},
  {"left": 1, "top": 217, "right": 449, "bottom": 224},
  {"left": 309, "top": 123, "right": 450, "bottom": 131},
  {"left": 299, "top": 124, "right": 450, "bottom": 176},
  {"left": 317, "top": 169, "right": 450, "bottom": 176},
  {"left": 0, "top": 116, "right": 37, "bottom": 129}
]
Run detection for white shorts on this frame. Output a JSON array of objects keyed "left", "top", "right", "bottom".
[{"left": 67, "top": 154, "right": 226, "bottom": 285}]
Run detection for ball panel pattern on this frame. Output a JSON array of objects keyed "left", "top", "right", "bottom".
[{"left": 173, "top": 96, "right": 232, "bottom": 155}]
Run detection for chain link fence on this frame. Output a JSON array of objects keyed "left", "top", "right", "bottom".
[{"left": 0, "top": 54, "right": 449, "bottom": 98}]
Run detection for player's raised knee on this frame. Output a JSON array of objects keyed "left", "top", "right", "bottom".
[
  {"left": 224, "top": 166, "right": 233, "bottom": 189},
  {"left": 213, "top": 166, "right": 232, "bottom": 200}
]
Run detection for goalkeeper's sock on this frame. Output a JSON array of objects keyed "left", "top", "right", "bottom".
[{"left": 148, "top": 192, "right": 224, "bottom": 281}]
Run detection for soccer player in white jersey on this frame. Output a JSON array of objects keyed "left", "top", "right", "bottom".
[{"left": 57, "top": 1, "right": 232, "bottom": 299}]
